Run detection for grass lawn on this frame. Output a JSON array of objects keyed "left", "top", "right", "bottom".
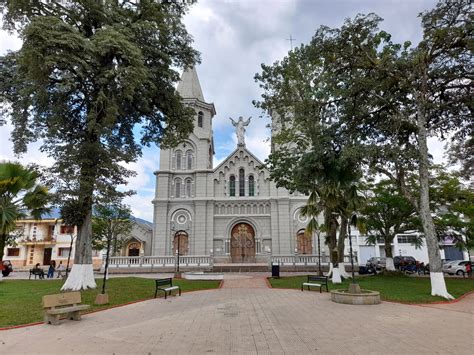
[
  {"left": 269, "top": 274, "right": 474, "bottom": 303},
  {"left": 0, "top": 277, "right": 220, "bottom": 328}
]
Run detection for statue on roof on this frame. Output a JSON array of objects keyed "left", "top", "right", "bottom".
[{"left": 229, "top": 116, "right": 251, "bottom": 146}]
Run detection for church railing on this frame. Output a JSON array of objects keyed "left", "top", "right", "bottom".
[
  {"left": 105, "top": 255, "right": 212, "bottom": 268},
  {"left": 270, "top": 255, "right": 358, "bottom": 266}
]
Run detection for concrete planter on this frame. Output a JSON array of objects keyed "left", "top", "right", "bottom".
[
  {"left": 183, "top": 272, "right": 224, "bottom": 281},
  {"left": 331, "top": 289, "right": 381, "bottom": 305}
]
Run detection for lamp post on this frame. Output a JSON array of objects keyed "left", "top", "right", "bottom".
[
  {"left": 317, "top": 231, "right": 322, "bottom": 276},
  {"left": 175, "top": 234, "right": 181, "bottom": 275}
]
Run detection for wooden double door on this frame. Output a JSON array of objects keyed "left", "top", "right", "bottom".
[
  {"left": 296, "top": 231, "right": 313, "bottom": 254},
  {"left": 173, "top": 231, "right": 189, "bottom": 255},
  {"left": 231, "top": 223, "right": 256, "bottom": 263}
]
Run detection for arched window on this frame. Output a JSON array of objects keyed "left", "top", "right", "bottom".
[
  {"left": 239, "top": 168, "right": 245, "bottom": 196},
  {"left": 186, "top": 178, "right": 192, "bottom": 197},
  {"left": 249, "top": 175, "right": 255, "bottom": 196},
  {"left": 198, "top": 111, "right": 204, "bottom": 128},
  {"left": 229, "top": 176, "right": 236, "bottom": 197},
  {"left": 175, "top": 178, "right": 182, "bottom": 198},
  {"left": 176, "top": 150, "right": 182, "bottom": 170},
  {"left": 186, "top": 150, "right": 193, "bottom": 170}
]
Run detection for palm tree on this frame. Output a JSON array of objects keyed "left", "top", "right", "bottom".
[
  {"left": 300, "top": 191, "right": 324, "bottom": 275},
  {"left": 0, "top": 162, "right": 49, "bottom": 275},
  {"left": 298, "top": 153, "right": 364, "bottom": 283}
]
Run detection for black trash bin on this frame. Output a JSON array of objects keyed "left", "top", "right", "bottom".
[{"left": 272, "top": 263, "right": 280, "bottom": 278}]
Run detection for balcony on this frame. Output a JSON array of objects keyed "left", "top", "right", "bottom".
[{"left": 19, "top": 236, "right": 56, "bottom": 245}]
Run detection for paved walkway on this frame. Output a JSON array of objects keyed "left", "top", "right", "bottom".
[
  {"left": 221, "top": 274, "right": 269, "bottom": 288},
  {"left": 1, "top": 275, "right": 473, "bottom": 354}
]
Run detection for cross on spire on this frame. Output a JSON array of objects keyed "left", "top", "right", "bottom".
[{"left": 286, "top": 34, "right": 296, "bottom": 50}]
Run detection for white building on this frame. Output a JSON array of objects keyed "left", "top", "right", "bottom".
[{"left": 355, "top": 232, "right": 469, "bottom": 265}]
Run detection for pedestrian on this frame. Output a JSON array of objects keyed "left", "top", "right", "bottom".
[
  {"left": 34, "top": 263, "right": 45, "bottom": 279},
  {"left": 465, "top": 261, "right": 471, "bottom": 278},
  {"left": 56, "top": 261, "right": 64, "bottom": 278},
  {"left": 47, "top": 260, "right": 56, "bottom": 278}
]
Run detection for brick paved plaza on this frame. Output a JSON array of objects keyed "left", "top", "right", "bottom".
[{"left": 1, "top": 274, "right": 473, "bottom": 354}]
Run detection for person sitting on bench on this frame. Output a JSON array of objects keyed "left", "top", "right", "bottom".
[{"left": 32, "top": 263, "right": 45, "bottom": 279}]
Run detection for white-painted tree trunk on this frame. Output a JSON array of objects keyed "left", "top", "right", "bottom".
[
  {"left": 327, "top": 262, "right": 333, "bottom": 277},
  {"left": 0, "top": 273, "right": 3, "bottom": 282},
  {"left": 386, "top": 257, "right": 395, "bottom": 271},
  {"left": 430, "top": 272, "right": 453, "bottom": 299},
  {"left": 61, "top": 264, "right": 96, "bottom": 291},
  {"left": 332, "top": 265, "right": 342, "bottom": 284},
  {"left": 338, "top": 263, "right": 352, "bottom": 279},
  {"left": 416, "top": 88, "right": 452, "bottom": 300}
]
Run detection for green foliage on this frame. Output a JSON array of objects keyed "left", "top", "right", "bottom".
[
  {"left": 361, "top": 179, "right": 419, "bottom": 254},
  {"left": 0, "top": 162, "right": 50, "bottom": 261},
  {"left": 0, "top": 0, "right": 199, "bottom": 267},
  {"left": 430, "top": 168, "right": 473, "bottom": 251},
  {"left": 91, "top": 204, "right": 133, "bottom": 255}
]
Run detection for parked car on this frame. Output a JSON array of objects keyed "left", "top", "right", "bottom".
[
  {"left": 393, "top": 256, "right": 417, "bottom": 270},
  {"left": 442, "top": 260, "right": 469, "bottom": 276},
  {"left": 1, "top": 260, "right": 13, "bottom": 277},
  {"left": 366, "top": 257, "right": 386, "bottom": 270}
]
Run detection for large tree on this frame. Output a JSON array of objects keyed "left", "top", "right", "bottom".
[
  {"left": 0, "top": 0, "right": 199, "bottom": 290},
  {"left": 0, "top": 162, "right": 49, "bottom": 280},
  {"left": 340, "top": 1, "right": 472, "bottom": 298},
  {"left": 255, "top": 27, "right": 367, "bottom": 283}
]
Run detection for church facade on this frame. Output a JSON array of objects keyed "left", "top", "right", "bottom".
[{"left": 151, "top": 68, "right": 315, "bottom": 263}]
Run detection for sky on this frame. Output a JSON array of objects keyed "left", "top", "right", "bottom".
[{"left": 0, "top": 0, "right": 445, "bottom": 222}]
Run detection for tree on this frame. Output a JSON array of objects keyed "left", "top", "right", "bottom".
[
  {"left": 430, "top": 168, "right": 473, "bottom": 260},
  {"left": 342, "top": 1, "right": 472, "bottom": 298},
  {"left": 0, "top": 162, "right": 49, "bottom": 279},
  {"left": 92, "top": 204, "right": 132, "bottom": 257},
  {"left": 92, "top": 204, "right": 132, "bottom": 295},
  {"left": 361, "top": 179, "right": 419, "bottom": 270},
  {"left": 300, "top": 191, "right": 324, "bottom": 275},
  {"left": 254, "top": 15, "right": 370, "bottom": 284},
  {"left": 0, "top": 0, "right": 199, "bottom": 290}
]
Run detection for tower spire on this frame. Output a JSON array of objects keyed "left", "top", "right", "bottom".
[{"left": 177, "top": 66, "right": 205, "bottom": 101}]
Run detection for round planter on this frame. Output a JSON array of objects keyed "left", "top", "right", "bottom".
[{"left": 331, "top": 289, "right": 381, "bottom": 305}]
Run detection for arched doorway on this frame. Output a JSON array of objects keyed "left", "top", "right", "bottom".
[
  {"left": 128, "top": 242, "right": 141, "bottom": 257},
  {"left": 173, "top": 231, "right": 189, "bottom": 255},
  {"left": 231, "top": 223, "right": 255, "bottom": 263},
  {"left": 296, "top": 229, "right": 313, "bottom": 255}
]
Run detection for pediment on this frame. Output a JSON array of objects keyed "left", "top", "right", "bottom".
[{"left": 213, "top": 146, "right": 270, "bottom": 181}]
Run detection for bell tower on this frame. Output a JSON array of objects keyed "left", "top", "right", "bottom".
[{"left": 176, "top": 67, "right": 216, "bottom": 170}]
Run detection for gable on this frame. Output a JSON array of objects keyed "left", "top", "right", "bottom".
[{"left": 213, "top": 147, "right": 270, "bottom": 180}]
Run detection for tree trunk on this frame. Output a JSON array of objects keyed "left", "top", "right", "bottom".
[
  {"left": 416, "top": 85, "right": 452, "bottom": 299},
  {"left": 0, "top": 233, "right": 6, "bottom": 263},
  {"left": 384, "top": 242, "right": 395, "bottom": 271},
  {"left": 336, "top": 216, "right": 351, "bottom": 278},
  {"left": 61, "top": 210, "right": 96, "bottom": 290},
  {"left": 0, "top": 233, "right": 5, "bottom": 282},
  {"left": 325, "top": 211, "right": 341, "bottom": 283},
  {"left": 337, "top": 216, "right": 347, "bottom": 263},
  {"left": 61, "top": 160, "right": 97, "bottom": 291}
]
